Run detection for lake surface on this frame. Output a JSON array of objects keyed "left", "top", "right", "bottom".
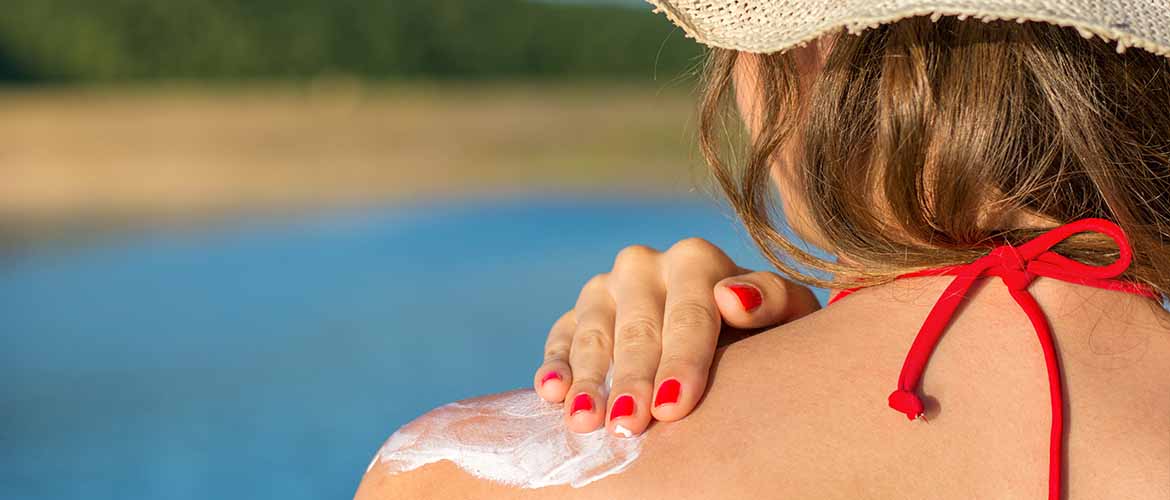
[{"left": 0, "top": 194, "right": 829, "bottom": 500}]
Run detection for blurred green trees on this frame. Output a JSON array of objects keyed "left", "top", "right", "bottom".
[{"left": 0, "top": 0, "right": 702, "bottom": 82}]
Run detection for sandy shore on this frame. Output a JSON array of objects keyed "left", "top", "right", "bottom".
[{"left": 0, "top": 81, "right": 710, "bottom": 247}]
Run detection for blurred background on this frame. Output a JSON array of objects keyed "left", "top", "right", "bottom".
[{"left": 0, "top": 1, "right": 827, "bottom": 499}]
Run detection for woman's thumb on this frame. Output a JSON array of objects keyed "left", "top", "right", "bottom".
[{"left": 713, "top": 271, "right": 821, "bottom": 329}]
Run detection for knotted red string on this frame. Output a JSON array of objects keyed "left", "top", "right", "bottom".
[{"left": 828, "top": 218, "right": 1158, "bottom": 500}]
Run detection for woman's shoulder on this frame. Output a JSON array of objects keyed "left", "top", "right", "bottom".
[
  {"left": 356, "top": 284, "right": 1170, "bottom": 499},
  {"left": 353, "top": 305, "right": 917, "bottom": 499}
]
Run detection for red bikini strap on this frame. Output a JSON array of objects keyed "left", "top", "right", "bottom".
[{"left": 830, "top": 218, "right": 1155, "bottom": 500}]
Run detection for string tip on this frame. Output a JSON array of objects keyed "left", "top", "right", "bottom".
[{"left": 888, "top": 389, "right": 925, "bottom": 420}]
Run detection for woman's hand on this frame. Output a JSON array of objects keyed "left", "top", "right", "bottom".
[{"left": 532, "top": 238, "right": 821, "bottom": 437}]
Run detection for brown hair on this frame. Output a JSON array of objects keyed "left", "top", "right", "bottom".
[{"left": 699, "top": 15, "right": 1170, "bottom": 300}]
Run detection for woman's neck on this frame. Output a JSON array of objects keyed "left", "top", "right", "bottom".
[{"left": 829, "top": 274, "right": 1169, "bottom": 371}]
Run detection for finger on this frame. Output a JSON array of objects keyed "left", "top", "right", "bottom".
[
  {"left": 563, "top": 274, "right": 615, "bottom": 433},
  {"left": 534, "top": 309, "right": 576, "bottom": 403},
  {"left": 651, "top": 238, "right": 732, "bottom": 422},
  {"left": 605, "top": 245, "right": 665, "bottom": 437},
  {"left": 714, "top": 271, "right": 822, "bottom": 329}
]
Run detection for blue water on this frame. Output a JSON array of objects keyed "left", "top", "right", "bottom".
[{"left": 0, "top": 194, "right": 828, "bottom": 500}]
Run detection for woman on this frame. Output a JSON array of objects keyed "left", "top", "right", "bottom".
[{"left": 357, "top": 2, "right": 1170, "bottom": 498}]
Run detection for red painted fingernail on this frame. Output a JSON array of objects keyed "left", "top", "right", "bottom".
[
  {"left": 728, "top": 284, "right": 763, "bottom": 312},
  {"left": 610, "top": 395, "right": 635, "bottom": 421},
  {"left": 654, "top": 379, "right": 681, "bottom": 407},
  {"left": 540, "top": 371, "right": 561, "bottom": 386},
  {"left": 570, "top": 393, "right": 594, "bottom": 415}
]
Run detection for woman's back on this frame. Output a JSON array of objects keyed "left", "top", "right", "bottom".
[{"left": 357, "top": 276, "right": 1170, "bottom": 499}]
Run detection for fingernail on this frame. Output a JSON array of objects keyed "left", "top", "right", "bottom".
[
  {"left": 728, "top": 284, "right": 763, "bottom": 312},
  {"left": 609, "top": 395, "right": 635, "bottom": 421},
  {"left": 540, "top": 371, "right": 561, "bottom": 386},
  {"left": 654, "top": 379, "right": 681, "bottom": 407},
  {"left": 570, "top": 393, "right": 594, "bottom": 415}
]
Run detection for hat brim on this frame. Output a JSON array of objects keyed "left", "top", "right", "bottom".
[{"left": 647, "top": 0, "right": 1170, "bottom": 58}]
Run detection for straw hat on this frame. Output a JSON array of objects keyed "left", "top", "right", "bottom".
[{"left": 645, "top": 0, "right": 1170, "bottom": 58}]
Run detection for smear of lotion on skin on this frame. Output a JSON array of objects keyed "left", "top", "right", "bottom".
[{"left": 372, "top": 389, "right": 643, "bottom": 488}]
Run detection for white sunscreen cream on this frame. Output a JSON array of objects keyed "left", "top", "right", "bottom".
[{"left": 371, "top": 389, "right": 644, "bottom": 488}]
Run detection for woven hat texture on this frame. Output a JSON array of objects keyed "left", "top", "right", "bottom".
[{"left": 646, "top": 0, "right": 1170, "bottom": 58}]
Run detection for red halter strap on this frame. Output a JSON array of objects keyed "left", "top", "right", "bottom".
[{"left": 827, "top": 218, "right": 1158, "bottom": 500}]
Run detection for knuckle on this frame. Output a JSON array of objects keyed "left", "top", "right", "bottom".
[
  {"left": 759, "top": 272, "right": 790, "bottom": 293},
  {"left": 616, "top": 317, "right": 661, "bottom": 349},
  {"left": 613, "top": 244, "right": 657, "bottom": 270},
  {"left": 669, "top": 237, "right": 719, "bottom": 257},
  {"left": 659, "top": 352, "right": 707, "bottom": 374},
  {"left": 612, "top": 373, "right": 655, "bottom": 390},
  {"left": 585, "top": 274, "right": 613, "bottom": 293},
  {"left": 583, "top": 273, "right": 609, "bottom": 292},
  {"left": 556, "top": 309, "right": 577, "bottom": 326},
  {"left": 544, "top": 347, "right": 569, "bottom": 362},
  {"left": 548, "top": 311, "right": 576, "bottom": 340},
  {"left": 666, "top": 300, "right": 718, "bottom": 331},
  {"left": 570, "top": 373, "right": 607, "bottom": 390},
  {"left": 573, "top": 328, "right": 612, "bottom": 354}
]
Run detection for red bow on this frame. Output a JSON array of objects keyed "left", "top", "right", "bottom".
[{"left": 832, "top": 218, "right": 1156, "bottom": 500}]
